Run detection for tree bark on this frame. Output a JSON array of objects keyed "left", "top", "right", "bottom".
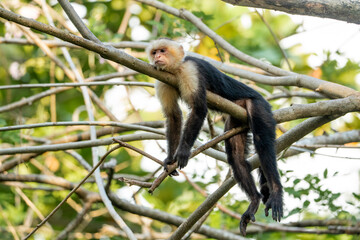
[{"left": 221, "top": 0, "right": 360, "bottom": 25}]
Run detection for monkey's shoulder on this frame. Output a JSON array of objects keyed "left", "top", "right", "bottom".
[
  {"left": 183, "top": 56, "right": 215, "bottom": 70},
  {"left": 183, "top": 56, "right": 263, "bottom": 100}
]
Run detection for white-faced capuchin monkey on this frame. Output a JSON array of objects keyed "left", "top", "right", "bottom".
[{"left": 147, "top": 38, "right": 283, "bottom": 236}]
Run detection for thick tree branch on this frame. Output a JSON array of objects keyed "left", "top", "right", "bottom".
[
  {"left": 57, "top": 0, "right": 101, "bottom": 44},
  {"left": 283, "top": 129, "right": 360, "bottom": 159},
  {"left": 221, "top": 0, "right": 360, "bottom": 25},
  {"left": 136, "top": 0, "right": 357, "bottom": 98},
  {"left": 1, "top": 7, "right": 358, "bottom": 124},
  {"left": 274, "top": 95, "right": 360, "bottom": 123}
]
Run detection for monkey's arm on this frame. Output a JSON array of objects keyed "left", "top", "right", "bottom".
[
  {"left": 155, "top": 81, "right": 182, "bottom": 173},
  {"left": 171, "top": 89, "right": 208, "bottom": 169},
  {"left": 165, "top": 104, "right": 182, "bottom": 159}
]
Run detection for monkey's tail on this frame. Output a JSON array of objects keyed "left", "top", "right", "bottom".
[{"left": 246, "top": 98, "right": 281, "bottom": 186}]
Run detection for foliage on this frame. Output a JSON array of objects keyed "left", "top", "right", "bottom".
[{"left": 0, "top": 0, "right": 359, "bottom": 239}]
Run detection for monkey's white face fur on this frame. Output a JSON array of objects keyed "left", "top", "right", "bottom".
[{"left": 146, "top": 39, "right": 185, "bottom": 72}]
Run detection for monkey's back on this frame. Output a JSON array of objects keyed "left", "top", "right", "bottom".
[{"left": 184, "top": 56, "right": 263, "bottom": 101}]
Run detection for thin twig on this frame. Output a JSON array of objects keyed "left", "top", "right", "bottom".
[
  {"left": 113, "top": 139, "right": 164, "bottom": 165},
  {"left": 56, "top": 1, "right": 136, "bottom": 238},
  {"left": 55, "top": 201, "right": 94, "bottom": 240},
  {"left": 23, "top": 144, "right": 121, "bottom": 239},
  {"left": 15, "top": 187, "right": 54, "bottom": 232},
  {"left": 169, "top": 177, "right": 238, "bottom": 239},
  {"left": 0, "top": 205, "right": 20, "bottom": 240},
  {"left": 0, "top": 121, "right": 164, "bottom": 135},
  {"left": 0, "top": 81, "right": 154, "bottom": 90},
  {"left": 57, "top": 0, "right": 101, "bottom": 44},
  {"left": 148, "top": 127, "right": 244, "bottom": 193},
  {"left": 118, "top": 177, "right": 153, "bottom": 188},
  {"left": 255, "top": 10, "right": 292, "bottom": 71}
]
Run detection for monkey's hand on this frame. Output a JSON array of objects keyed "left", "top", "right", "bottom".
[
  {"left": 264, "top": 191, "right": 284, "bottom": 222},
  {"left": 173, "top": 149, "right": 190, "bottom": 169},
  {"left": 163, "top": 157, "right": 179, "bottom": 176}
]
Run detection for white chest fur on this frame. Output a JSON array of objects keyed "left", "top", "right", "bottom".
[{"left": 176, "top": 61, "right": 199, "bottom": 106}]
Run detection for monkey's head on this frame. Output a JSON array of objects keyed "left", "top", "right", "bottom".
[{"left": 146, "top": 38, "right": 185, "bottom": 72}]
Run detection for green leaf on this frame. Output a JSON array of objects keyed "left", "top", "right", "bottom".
[
  {"left": 287, "top": 207, "right": 302, "bottom": 217},
  {"left": 293, "top": 179, "right": 301, "bottom": 185},
  {"left": 353, "top": 192, "right": 360, "bottom": 200},
  {"left": 303, "top": 200, "right": 310, "bottom": 208},
  {"left": 323, "top": 168, "right": 328, "bottom": 178}
]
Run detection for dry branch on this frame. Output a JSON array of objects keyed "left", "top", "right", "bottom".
[{"left": 221, "top": 0, "right": 360, "bottom": 25}]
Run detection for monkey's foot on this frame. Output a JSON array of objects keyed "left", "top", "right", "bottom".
[
  {"left": 239, "top": 211, "right": 255, "bottom": 236},
  {"left": 239, "top": 199, "right": 260, "bottom": 236},
  {"left": 264, "top": 191, "right": 284, "bottom": 222}
]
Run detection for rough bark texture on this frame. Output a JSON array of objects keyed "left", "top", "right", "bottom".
[{"left": 222, "top": 0, "right": 360, "bottom": 24}]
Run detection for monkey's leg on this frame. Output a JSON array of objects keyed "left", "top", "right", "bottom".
[
  {"left": 225, "top": 116, "right": 261, "bottom": 237},
  {"left": 246, "top": 99, "right": 283, "bottom": 222}
]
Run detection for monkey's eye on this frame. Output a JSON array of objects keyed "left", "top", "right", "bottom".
[
  {"left": 152, "top": 51, "right": 156, "bottom": 55},
  {"left": 160, "top": 49, "right": 166, "bottom": 53}
]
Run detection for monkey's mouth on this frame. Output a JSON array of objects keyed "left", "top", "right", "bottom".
[{"left": 155, "top": 60, "right": 165, "bottom": 65}]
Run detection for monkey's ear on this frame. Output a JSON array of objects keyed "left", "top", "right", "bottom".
[
  {"left": 179, "top": 45, "right": 185, "bottom": 58},
  {"left": 170, "top": 44, "right": 185, "bottom": 61},
  {"left": 146, "top": 46, "right": 154, "bottom": 63}
]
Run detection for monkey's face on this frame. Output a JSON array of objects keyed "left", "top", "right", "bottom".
[
  {"left": 147, "top": 39, "right": 185, "bottom": 72},
  {"left": 150, "top": 48, "right": 170, "bottom": 70}
]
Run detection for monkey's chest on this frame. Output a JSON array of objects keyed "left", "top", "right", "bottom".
[{"left": 177, "top": 64, "right": 200, "bottom": 106}]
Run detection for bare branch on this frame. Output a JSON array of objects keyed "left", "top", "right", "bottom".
[
  {"left": 283, "top": 129, "right": 360, "bottom": 159},
  {"left": 221, "top": 0, "right": 360, "bottom": 25},
  {"left": 0, "top": 7, "right": 357, "bottom": 122},
  {"left": 148, "top": 127, "right": 244, "bottom": 193},
  {"left": 0, "top": 121, "right": 164, "bottom": 135},
  {"left": 0, "top": 81, "right": 153, "bottom": 90},
  {"left": 135, "top": 0, "right": 357, "bottom": 98},
  {"left": 267, "top": 91, "right": 326, "bottom": 100},
  {"left": 274, "top": 95, "right": 360, "bottom": 123},
  {"left": 0, "top": 69, "right": 137, "bottom": 113},
  {"left": 0, "top": 133, "right": 164, "bottom": 170},
  {"left": 169, "top": 177, "right": 239, "bottom": 239},
  {"left": 55, "top": 201, "right": 94, "bottom": 240},
  {"left": 255, "top": 10, "right": 292, "bottom": 71},
  {"left": 57, "top": 0, "right": 101, "bottom": 44},
  {"left": 23, "top": 143, "right": 121, "bottom": 239}
]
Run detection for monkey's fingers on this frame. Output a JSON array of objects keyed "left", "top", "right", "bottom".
[
  {"left": 239, "top": 213, "right": 255, "bottom": 237},
  {"left": 265, "top": 198, "right": 283, "bottom": 222},
  {"left": 163, "top": 157, "right": 176, "bottom": 172},
  {"left": 174, "top": 151, "right": 190, "bottom": 169}
]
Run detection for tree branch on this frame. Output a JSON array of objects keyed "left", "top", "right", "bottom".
[
  {"left": 221, "top": 0, "right": 360, "bottom": 25},
  {"left": 136, "top": 0, "right": 357, "bottom": 98}
]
